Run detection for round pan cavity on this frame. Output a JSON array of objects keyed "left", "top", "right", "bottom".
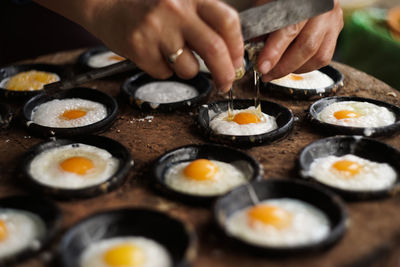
[
  {"left": 308, "top": 96, "right": 400, "bottom": 137},
  {"left": 197, "top": 99, "right": 294, "bottom": 146},
  {"left": 121, "top": 72, "right": 212, "bottom": 112},
  {"left": 299, "top": 136, "right": 400, "bottom": 200},
  {"left": 263, "top": 65, "right": 344, "bottom": 100},
  {"left": 0, "top": 64, "right": 65, "bottom": 99},
  {"left": 22, "top": 87, "right": 118, "bottom": 137},
  {"left": 153, "top": 144, "right": 263, "bottom": 204},
  {"left": 18, "top": 135, "right": 133, "bottom": 200},
  {"left": 0, "top": 195, "right": 61, "bottom": 266},
  {"left": 58, "top": 208, "right": 197, "bottom": 267},
  {"left": 0, "top": 103, "right": 12, "bottom": 129},
  {"left": 214, "top": 179, "right": 347, "bottom": 255}
]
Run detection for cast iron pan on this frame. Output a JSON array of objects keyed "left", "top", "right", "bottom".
[
  {"left": 153, "top": 144, "right": 263, "bottom": 204},
  {"left": 121, "top": 72, "right": 212, "bottom": 112},
  {"left": 0, "top": 103, "right": 12, "bottom": 129},
  {"left": 22, "top": 87, "right": 118, "bottom": 138},
  {"left": 197, "top": 99, "right": 294, "bottom": 147},
  {"left": 299, "top": 135, "right": 400, "bottom": 200},
  {"left": 0, "top": 64, "right": 65, "bottom": 99},
  {"left": 308, "top": 96, "right": 400, "bottom": 137},
  {"left": 58, "top": 208, "right": 197, "bottom": 267},
  {"left": 214, "top": 178, "right": 347, "bottom": 255},
  {"left": 18, "top": 135, "right": 133, "bottom": 200},
  {"left": 263, "top": 65, "right": 344, "bottom": 100},
  {"left": 0, "top": 195, "right": 61, "bottom": 266}
]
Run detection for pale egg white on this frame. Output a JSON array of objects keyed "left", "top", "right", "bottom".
[{"left": 135, "top": 81, "right": 198, "bottom": 104}]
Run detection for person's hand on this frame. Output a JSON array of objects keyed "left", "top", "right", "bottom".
[
  {"left": 35, "top": 0, "right": 244, "bottom": 93},
  {"left": 254, "top": 0, "right": 343, "bottom": 82}
]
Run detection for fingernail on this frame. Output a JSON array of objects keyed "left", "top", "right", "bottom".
[
  {"left": 218, "top": 85, "right": 231, "bottom": 93},
  {"left": 259, "top": 60, "right": 271, "bottom": 74},
  {"left": 234, "top": 66, "right": 245, "bottom": 80},
  {"left": 234, "top": 57, "right": 244, "bottom": 69}
]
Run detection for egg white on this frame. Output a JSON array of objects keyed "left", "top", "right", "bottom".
[
  {"left": 317, "top": 101, "right": 396, "bottom": 127},
  {"left": 135, "top": 81, "right": 198, "bottom": 104},
  {"left": 209, "top": 106, "right": 277, "bottom": 136},
  {"left": 28, "top": 143, "right": 119, "bottom": 189},
  {"left": 270, "top": 71, "right": 334, "bottom": 92},
  {"left": 87, "top": 51, "right": 125, "bottom": 68},
  {"left": 307, "top": 154, "right": 397, "bottom": 191},
  {"left": 31, "top": 98, "right": 107, "bottom": 128},
  {"left": 80, "top": 236, "right": 172, "bottom": 267},
  {"left": 165, "top": 160, "right": 247, "bottom": 196},
  {"left": 0, "top": 209, "right": 46, "bottom": 258},
  {"left": 226, "top": 198, "right": 330, "bottom": 247}
]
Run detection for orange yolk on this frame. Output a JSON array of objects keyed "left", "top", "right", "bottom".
[
  {"left": 108, "top": 55, "right": 125, "bottom": 61},
  {"left": 289, "top": 74, "right": 304, "bottom": 81},
  {"left": 233, "top": 112, "right": 261, "bottom": 125},
  {"left": 0, "top": 220, "right": 7, "bottom": 241},
  {"left": 332, "top": 160, "right": 362, "bottom": 177},
  {"left": 103, "top": 244, "right": 145, "bottom": 267},
  {"left": 334, "top": 110, "right": 360, "bottom": 120},
  {"left": 247, "top": 204, "right": 292, "bottom": 229},
  {"left": 60, "top": 156, "right": 94, "bottom": 175},
  {"left": 60, "top": 109, "right": 87, "bottom": 120},
  {"left": 183, "top": 159, "right": 219, "bottom": 181},
  {"left": 5, "top": 70, "right": 59, "bottom": 91}
]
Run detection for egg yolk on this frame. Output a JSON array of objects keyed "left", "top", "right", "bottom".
[
  {"left": 183, "top": 159, "right": 219, "bottom": 181},
  {"left": 60, "top": 109, "right": 87, "bottom": 120},
  {"left": 247, "top": 204, "right": 292, "bottom": 229},
  {"left": 60, "top": 156, "right": 94, "bottom": 175},
  {"left": 332, "top": 160, "right": 362, "bottom": 177},
  {"left": 103, "top": 244, "right": 145, "bottom": 267},
  {"left": 108, "top": 55, "right": 125, "bottom": 61},
  {"left": 289, "top": 74, "right": 304, "bottom": 81},
  {"left": 233, "top": 112, "right": 261, "bottom": 125},
  {"left": 0, "top": 220, "right": 7, "bottom": 241},
  {"left": 334, "top": 110, "right": 360, "bottom": 120},
  {"left": 5, "top": 70, "right": 59, "bottom": 91}
]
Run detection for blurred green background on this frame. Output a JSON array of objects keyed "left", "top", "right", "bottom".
[{"left": 337, "top": 0, "right": 400, "bottom": 90}]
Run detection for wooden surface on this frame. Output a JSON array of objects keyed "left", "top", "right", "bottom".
[{"left": 1, "top": 49, "right": 400, "bottom": 267}]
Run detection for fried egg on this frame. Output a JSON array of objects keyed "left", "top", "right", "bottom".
[
  {"left": 29, "top": 143, "right": 119, "bottom": 189},
  {"left": 0, "top": 209, "right": 46, "bottom": 258},
  {"left": 306, "top": 154, "right": 397, "bottom": 191},
  {"left": 80, "top": 236, "right": 172, "bottom": 267},
  {"left": 165, "top": 159, "right": 246, "bottom": 196},
  {"left": 226, "top": 198, "right": 330, "bottom": 247},
  {"left": 135, "top": 81, "right": 198, "bottom": 104},
  {"left": 87, "top": 51, "right": 125, "bottom": 68},
  {"left": 0, "top": 70, "right": 59, "bottom": 91},
  {"left": 209, "top": 106, "right": 277, "bottom": 136},
  {"left": 317, "top": 101, "right": 396, "bottom": 127},
  {"left": 31, "top": 98, "right": 107, "bottom": 128},
  {"left": 270, "top": 71, "right": 334, "bottom": 92}
]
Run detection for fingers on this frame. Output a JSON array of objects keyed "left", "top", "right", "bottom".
[
  {"left": 183, "top": 14, "right": 235, "bottom": 92},
  {"left": 256, "top": 21, "right": 307, "bottom": 75},
  {"left": 197, "top": 0, "right": 244, "bottom": 69},
  {"left": 261, "top": 18, "right": 325, "bottom": 81}
]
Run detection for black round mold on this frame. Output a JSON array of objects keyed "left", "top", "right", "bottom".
[
  {"left": 22, "top": 87, "right": 118, "bottom": 137},
  {"left": 308, "top": 96, "right": 400, "bottom": 137},
  {"left": 197, "top": 99, "right": 294, "bottom": 146},
  {"left": 0, "top": 64, "right": 66, "bottom": 99},
  {"left": 0, "top": 103, "right": 13, "bottom": 129},
  {"left": 299, "top": 135, "right": 400, "bottom": 200},
  {"left": 18, "top": 135, "right": 133, "bottom": 200},
  {"left": 0, "top": 195, "right": 61, "bottom": 266},
  {"left": 58, "top": 208, "right": 197, "bottom": 267},
  {"left": 214, "top": 179, "right": 347, "bottom": 255},
  {"left": 153, "top": 144, "right": 264, "bottom": 204},
  {"left": 121, "top": 72, "right": 212, "bottom": 112},
  {"left": 263, "top": 65, "right": 344, "bottom": 100}
]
